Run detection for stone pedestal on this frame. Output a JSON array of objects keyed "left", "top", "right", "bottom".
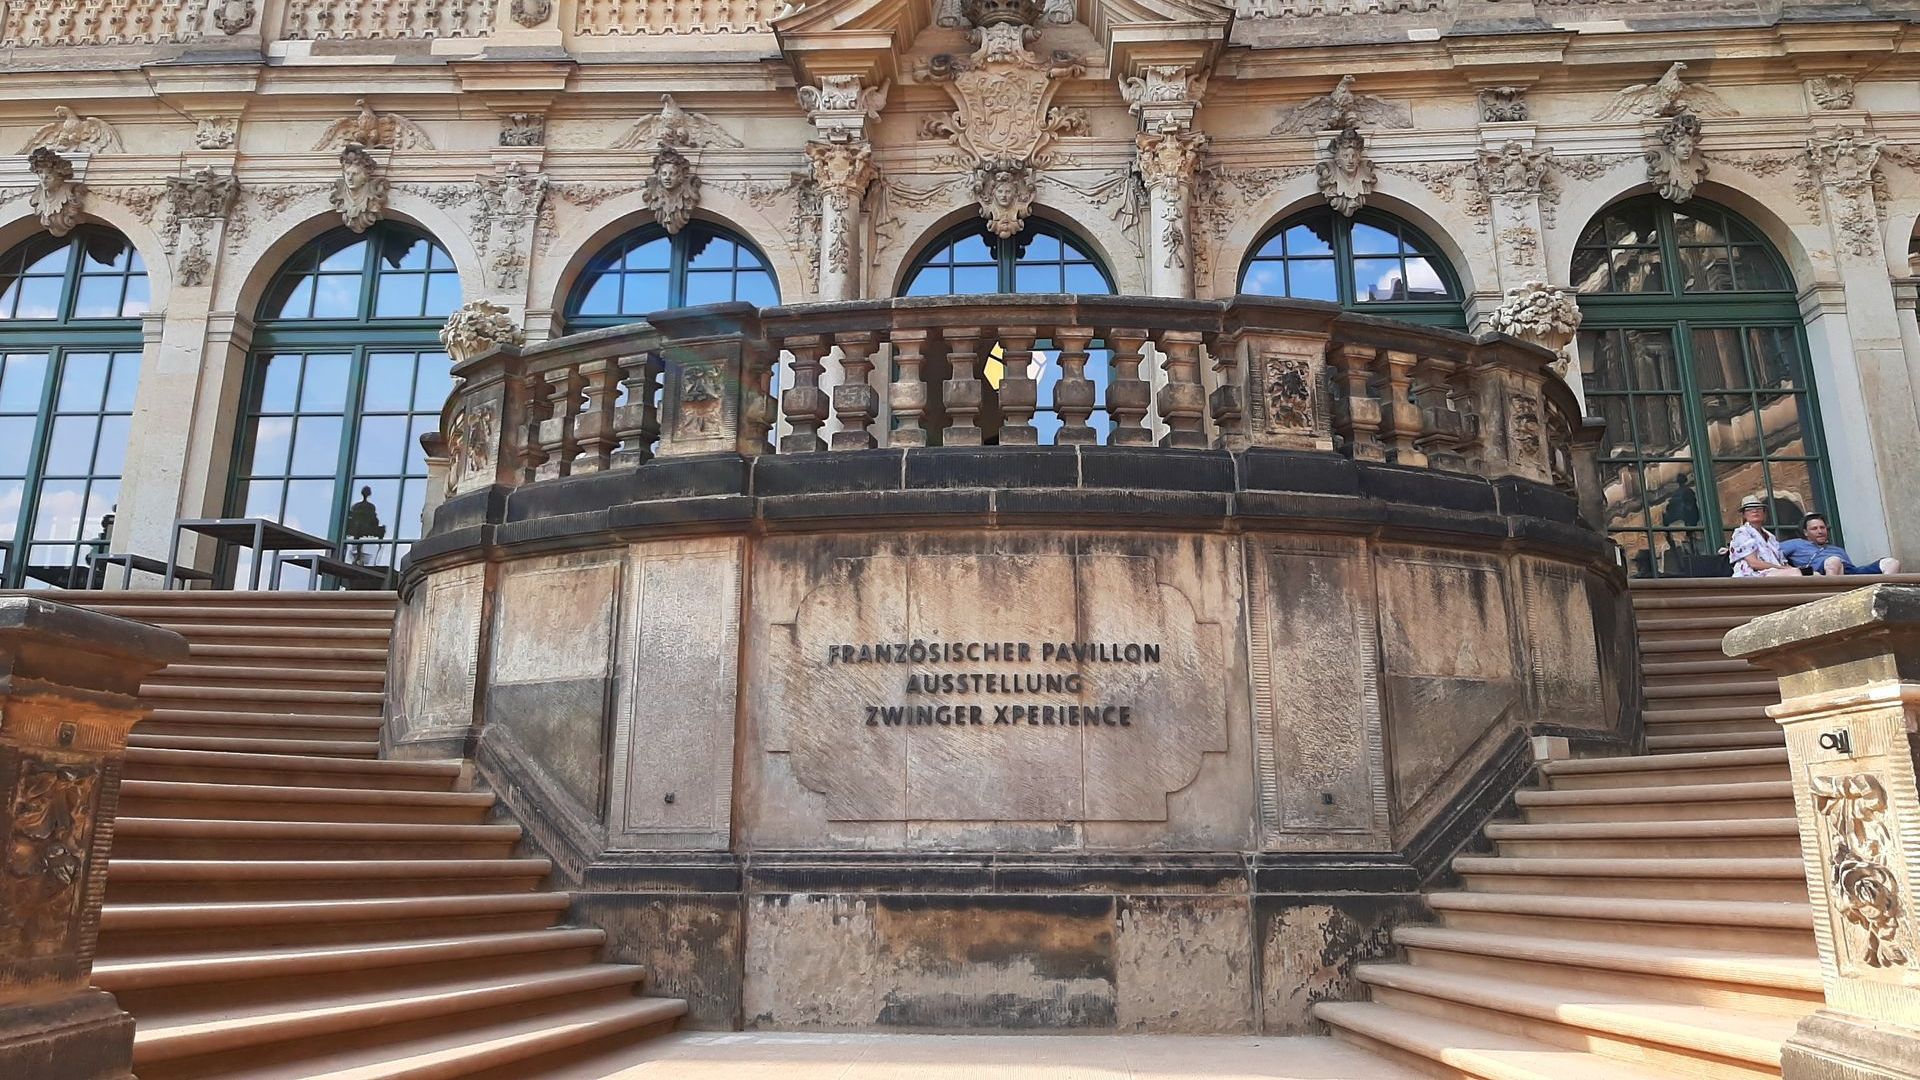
[
  {"left": 0, "top": 598, "right": 187, "bottom": 1080},
  {"left": 1724, "top": 585, "right": 1920, "bottom": 1080}
]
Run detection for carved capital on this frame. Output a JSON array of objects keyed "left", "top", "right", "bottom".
[
  {"left": 805, "top": 139, "right": 877, "bottom": 208},
  {"left": 1134, "top": 129, "right": 1207, "bottom": 196},
  {"left": 1476, "top": 141, "right": 1551, "bottom": 198}
]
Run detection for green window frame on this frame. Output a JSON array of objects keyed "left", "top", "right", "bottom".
[
  {"left": 897, "top": 220, "right": 1117, "bottom": 444},
  {"left": 1238, "top": 209, "right": 1467, "bottom": 328},
  {"left": 564, "top": 221, "right": 778, "bottom": 334},
  {"left": 0, "top": 226, "right": 149, "bottom": 588},
  {"left": 1573, "top": 196, "right": 1836, "bottom": 579},
  {"left": 228, "top": 224, "right": 460, "bottom": 586}
]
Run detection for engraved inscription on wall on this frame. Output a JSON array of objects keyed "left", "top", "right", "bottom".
[{"left": 762, "top": 552, "right": 1227, "bottom": 824}]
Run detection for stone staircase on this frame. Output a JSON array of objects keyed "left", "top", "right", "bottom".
[
  {"left": 1311, "top": 576, "right": 1920, "bottom": 1079},
  {"left": 60, "top": 590, "right": 686, "bottom": 1079}
]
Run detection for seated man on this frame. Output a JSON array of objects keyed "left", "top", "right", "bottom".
[
  {"left": 1781, "top": 513, "right": 1903, "bottom": 576},
  {"left": 1728, "top": 497, "right": 1800, "bottom": 577}
]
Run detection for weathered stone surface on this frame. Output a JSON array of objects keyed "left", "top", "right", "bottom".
[
  {"left": 401, "top": 563, "right": 485, "bottom": 737},
  {"left": 576, "top": 890, "right": 743, "bottom": 1029},
  {"left": 608, "top": 537, "right": 743, "bottom": 850},
  {"left": 1519, "top": 556, "right": 1606, "bottom": 728},
  {"left": 1248, "top": 537, "right": 1389, "bottom": 850},
  {"left": 1112, "top": 894, "right": 1254, "bottom": 1033},
  {"left": 1256, "top": 895, "right": 1421, "bottom": 1035},
  {"left": 1374, "top": 546, "right": 1521, "bottom": 827}
]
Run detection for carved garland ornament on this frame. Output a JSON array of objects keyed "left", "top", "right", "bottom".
[
  {"left": 164, "top": 168, "right": 239, "bottom": 287},
  {"left": 1806, "top": 128, "right": 1887, "bottom": 258},
  {"left": 1811, "top": 773, "right": 1912, "bottom": 970}
]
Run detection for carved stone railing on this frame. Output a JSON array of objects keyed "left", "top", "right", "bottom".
[
  {"left": 279, "top": 0, "right": 494, "bottom": 40},
  {"left": 571, "top": 0, "right": 780, "bottom": 36},
  {"left": 1, "top": 0, "right": 212, "bottom": 46},
  {"left": 439, "top": 294, "right": 1588, "bottom": 506}
]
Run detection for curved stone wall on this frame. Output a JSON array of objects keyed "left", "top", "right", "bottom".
[{"left": 387, "top": 445, "right": 1638, "bottom": 1034}]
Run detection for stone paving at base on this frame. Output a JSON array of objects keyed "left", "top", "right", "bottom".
[{"left": 567, "top": 1032, "right": 1425, "bottom": 1079}]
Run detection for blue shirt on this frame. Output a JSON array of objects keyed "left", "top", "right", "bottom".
[{"left": 1781, "top": 538, "right": 1850, "bottom": 570}]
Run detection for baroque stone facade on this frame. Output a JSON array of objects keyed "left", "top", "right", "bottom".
[{"left": 1, "top": 0, "right": 1919, "bottom": 576}]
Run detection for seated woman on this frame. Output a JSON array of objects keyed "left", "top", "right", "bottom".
[
  {"left": 1728, "top": 497, "right": 1801, "bottom": 578},
  {"left": 1780, "top": 513, "right": 1903, "bottom": 576}
]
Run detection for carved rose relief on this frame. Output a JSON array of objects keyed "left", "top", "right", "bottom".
[
  {"left": 2, "top": 757, "right": 100, "bottom": 958},
  {"left": 195, "top": 117, "right": 238, "bottom": 150},
  {"left": 212, "top": 0, "right": 256, "bottom": 34},
  {"left": 1316, "top": 126, "right": 1375, "bottom": 217},
  {"left": 511, "top": 0, "right": 553, "bottom": 27},
  {"left": 28, "top": 148, "right": 84, "bottom": 238},
  {"left": 1812, "top": 773, "right": 1912, "bottom": 971}
]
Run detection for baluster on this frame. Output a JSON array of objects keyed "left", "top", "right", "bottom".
[
  {"left": 1156, "top": 330, "right": 1207, "bottom": 450},
  {"left": 1412, "top": 356, "right": 1463, "bottom": 471},
  {"left": 778, "top": 334, "right": 828, "bottom": 453},
  {"left": 534, "top": 366, "right": 584, "bottom": 480},
  {"left": 1209, "top": 330, "right": 1245, "bottom": 451},
  {"left": 1377, "top": 349, "right": 1426, "bottom": 468},
  {"left": 1105, "top": 327, "right": 1152, "bottom": 447},
  {"left": 610, "top": 350, "right": 660, "bottom": 468},
  {"left": 889, "top": 328, "right": 931, "bottom": 448},
  {"left": 1330, "top": 343, "right": 1383, "bottom": 462},
  {"left": 573, "top": 360, "right": 620, "bottom": 473},
  {"left": 942, "top": 325, "right": 984, "bottom": 446},
  {"left": 996, "top": 325, "right": 1039, "bottom": 445},
  {"left": 1052, "top": 326, "right": 1097, "bottom": 445},
  {"left": 830, "top": 330, "right": 879, "bottom": 450}
]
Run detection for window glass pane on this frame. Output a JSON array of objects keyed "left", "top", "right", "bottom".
[
  {"left": 1020, "top": 232, "right": 1062, "bottom": 262},
  {"left": 1746, "top": 327, "right": 1801, "bottom": 390},
  {"left": 73, "top": 276, "right": 124, "bottom": 319},
  {"left": 952, "top": 234, "right": 993, "bottom": 263},
  {"left": 374, "top": 272, "right": 426, "bottom": 317},
  {"left": 1731, "top": 246, "right": 1788, "bottom": 291},
  {"left": 257, "top": 354, "right": 301, "bottom": 412},
  {"left": 1625, "top": 330, "right": 1679, "bottom": 391},
  {"left": 1288, "top": 259, "right": 1338, "bottom": 302},
  {"left": 120, "top": 275, "right": 150, "bottom": 317},
  {"left": 93, "top": 415, "right": 130, "bottom": 475},
  {"left": 345, "top": 479, "right": 398, "bottom": 545},
  {"left": 241, "top": 478, "right": 285, "bottom": 520},
  {"left": 953, "top": 265, "right": 996, "bottom": 294},
  {"left": 363, "top": 352, "right": 416, "bottom": 412},
  {"left": 0, "top": 479, "right": 22, "bottom": 540},
  {"left": 0, "top": 417, "right": 33, "bottom": 475},
  {"left": 1760, "top": 460, "right": 1817, "bottom": 530},
  {"left": 1671, "top": 211, "right": 1726, "bottom": 246},
  {"left": 1241, "top": 262, "right": 1283, "bottom": 296},
  {"left": 290, "top": 415, "right": 344, "bottom": 475},
  {"left": 412, "top": 356, "right": 453, "bottom": 411},
  {"left": 1063, "top": 263, "right": 1108, "bottom": 294},
  {"left": 423, "top": 272, "right": 461, "bottom": 318},
  {"left": 1757, "top": 394, "right": 1810, "bottom": 457},
  {"left": 0, "top": 353, "right": 48, "bottom": 412},
  {"left": 683, "top": 270, "right": 735, "bottom": 306},
  {"left": 12, "top": 277, "right": 62, "bottom": 319},
  {"left": 312, "top": 273, "right": 360, "bottom": 318},
  {"left": 105, "top": 353, "right": 140, "bottom": 411},
  {"left": 1285, "top": 222, "right": 1334, "bottom": 256},
  {"left": 1349, "top": 222, "right": 1398, "bottom": 256},
  {"left": 1609, "top": 248, "right": 1665, "bottom": 293},
  {"left": 1700, "top": 394, "right": 1762, "bottom": 457},
  {"left": 1679, "top": 246, "right": 1736, "bottom": 292},
  {"left": 32, "top": 479, "right": 86, "bottom": 538},
  {"left": 1600, "top": 462, "right": 1646, "bottom": 532},
  {"left": 904, "top": 268, "right": 949, "bottom": 296},
  {"left": 21, "top": 236, "right": 71, "bottom": 275},
  {"left": 301, "top": 354, "right": 352, "bottom": 412},
  {"left": 687, "top": 234, "right": 736, "bottom": 269},
  {"left": 381, "top": 235, "right": 432, "bottom": 270},
  {"left": 1689, "top": 327, "right": 1745, "bottom": 391},
  {"left": 624, "top": 237, "right": 671, "bottom": 270},
  {"left": 1352, "top": 259, "right": 1406, "bottom": 302},
  {"left": 1401, "top": 257, "right": 1448, "bottom": 301},
  {"left": 319, "top": 239, "right": 367, "bottom": 272},
  {"left": 269, "top": 275, "right": 316, "bottom": 320},
  {"left": 355, "top": 414, "right": 410, "bottom": 474},
  {"left": 1014, "top": 263, "right": 1061, "bottom": 292},
  {"left": 57, "top": 353, "right": 111, "bottom": 411},
  {"left": 1605, "top": 203, "right": 1659, "bottom": 247},
  {"left": 43, "top": 416, "right": 98, "bottom": 475},
  {"left": 736, "top": 271, "right": 779, "bottom": 307},
  {"left": 1578, "top": 330, "right": 1626, "bottom": 393},
  {"left": 250, "top": 416, "right": 294, "bottom": 474},
  {"left": 1632, "top": 395, "right": 1689, "bottom": 457},
  {"left": 1591, "top": 396, "right": 1634, "bottom": 457},
  {"left": 280, "top": 478, "right": 336, "bottom": 535}
]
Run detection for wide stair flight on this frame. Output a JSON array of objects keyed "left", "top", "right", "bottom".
[
  {"left": 1314, "top": 576, "right": 1918, "bottom": 1079},
  {"left": 61, "top": 590, "right": 686, "bottom": 1080}
]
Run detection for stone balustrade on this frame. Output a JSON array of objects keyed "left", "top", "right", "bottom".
[
  {"left": 279, "top": 0, "right": 494, "bottom": 40},
  {"left": 1, "top": 0, "right": 211, "bottom": 46},
  {"left": 438, "top": 294, "right": 1588, "bottom": 506},
  {"left": 572, "top": 0, "right": 781, "bottom": 37}
]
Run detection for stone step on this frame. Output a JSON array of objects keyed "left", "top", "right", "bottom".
[
  {"left": 1318, "top": 1000, "right": 1678, "bottom": 1080},
  {"left": 1395, "top": 926, "right": 1821, "bottom": 1015},
  {"left": 138, "top": 622, "right": 395, "bottom": 643},
  {"left": 1645, "top": 731, "right": 1785, "bottom": 753},
  {"left": 110, "top": 817, "right": 522, "bottom": 861},
  {"left": 1484, "top": 817, "right": 1800, "bottom": 860},
  {"left": 126, "top": 733, "right": 381, "bottom": 758},
  {"left": 1513, "top": 781, "right": 1795, "bottom": 824},
  {"left": 1540, "top": 748, "right": 1788, "bottom": 790},
  {"left": 99, "top": 893, "right": 574, "bottom": 953},
  {"left": 1425, "top": 892, "right": 1815, "bottom": 955},
  {"left": 118, "top": 780, "right": 494, "bottom": 825},
  {"left": 1641, "top": 679, "right": 1781, "bottom": 701},
  {"left": 122, "top": 747, "right": 462, "bottom": 792},
  {"left": 130, "top": 964, "right": 650, "bottom": 1071},
  {"left": 137, "top": 709, "right": 384, "bottom": 743},
  {"left": 1641, "top": 658, "right": 1765, "bottom": 678},
  {"left": 95, "top": 928, "right": 606, "bottom": 994},
  {"left": 1356, "top": 964, "right": 1794, "bottom": 1078},
  {"left": 142, "top": 683, "right": 387, "bottom": 710},
  {"left": 90, "top": 603, "right": 398, "bottom": 625},
  {"left": 160, "top": 996, "right": 688, "bottom": 1080},
  {"left": 104, "top": 857, "right": 552, "bottom": 903},
  {"left": 151, "top": 663, "right": 388, "bottom": 687},
  {"left": 1451, "top": 855, "right": 1809, "bottom": 903},
  {"left": 188, "top": 642, "right": 392, "bottom": 664}
]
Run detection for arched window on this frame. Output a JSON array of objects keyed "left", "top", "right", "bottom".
[
  {"left": 565, "top": 221, "right": 777, "bottom": 333},
  {"left": 231, "top": 224, "right": 460, "bottom": 584},
  {"left": 0, "top": 227, "right": 148, "bottom": 587},
  {"left": 1239, "top": 210, "right": 1465, "bottom": 326},
  {"left": 1573, "top": 196, "right": 1833, "bottom": 578},
  {"left": 898, "top": 220, "right": 1116, "bottom": 443}
]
